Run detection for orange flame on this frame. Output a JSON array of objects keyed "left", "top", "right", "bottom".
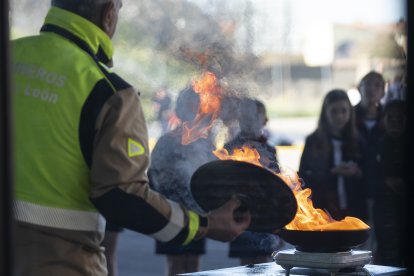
[
  {"left": 181, "top": 72, "right": 222, "bottom": 145},
  {"left": 167, "top": 113, "right": 181, "bottom": 131},
  {"left": 192, "top": 72, "right": 222, "bottom": 114},
  {"left": 214, "top": 145, "right": 369, "bottom": 231},
  {"left": 213, "top": 147, "right": 261, "bottom": 167}
]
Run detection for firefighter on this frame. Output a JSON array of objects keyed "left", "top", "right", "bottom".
[{"left": 11, "top": 0, "right": 251, "bottom": 275}]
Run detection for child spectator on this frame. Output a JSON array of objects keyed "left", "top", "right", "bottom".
[
  {"left": 224, "top": 98, "right": 291, "bottom": 265},
  {"left": 148, "top": 86, "right": 216, "bottom": 276},
  {"left": 355, "top": 71, "right": 386, "bottom": 252},
  {"left": 299, "top": 89, "right": 367, "bottom": 222}
]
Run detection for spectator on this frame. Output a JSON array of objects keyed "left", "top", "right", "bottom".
[
  {"left": 354, "top": 71, "right": 386, "bottom": 252},
  {"left": 148, "top": 86, "right": 218, "bottom": 276},
  {"left": 385, "top": 74, "right": 406, "bottom": 103},
  {"left": 374, "top": 100, "right": 407, "bottom": 266},
  {"left": 101, "top": 222, "right": 123, "bottom": 276},
  {"left": 299, "top": 89, "right": 367, "bottom": 222},
  {"left": 224, "top": 98, "right": 291, "bottom": 265},
  {"left": 151, "top": 86, "right": 173, "bottom": 135},
  {"left": 211, "top": 94, "right": 241, "bottom": 147}
]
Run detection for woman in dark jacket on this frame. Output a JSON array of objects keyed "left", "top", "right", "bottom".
[{"left": 299, "top": 89, "right": 368, "bottom": 222}]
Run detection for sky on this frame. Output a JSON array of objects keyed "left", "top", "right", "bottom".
[
  {"left": 297, "top": 0, "right": 405, "bottom": 24},
  {"left": 190, "top": 0, "right": 406, "bottom": 25}
]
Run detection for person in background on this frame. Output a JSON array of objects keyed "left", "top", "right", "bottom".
[
  {"left": 299, "top": 90, "right": 367, "bottom": 222},
  {"left": 101, "top": 222, "right": 123, "bottom": 276},
  {"left": 373, "top": 100, "right": 407, "bottom": 267},
  {"left": 11, "top": 1, "right": 251, "bottom": 275},
  {"left": 211, "top": 94, "right": 241, "bottom": 148},
  {"left": 385, "top": 74, "right": 406, "bottom": 103},
  {"left": 354, "top": 71, "right": 386, "bottom": 253},
  {"left": 148, "top": 86, "right": 218, "bottom": 276},
  {"left": 151, "top": 86, "right": 173, "bottom": 135},
  {"left": 224, "top": 98, "right": 278, "bottom": 172},
  {"left": 224, "top": 98, "right": 290, "bottom": 265}
]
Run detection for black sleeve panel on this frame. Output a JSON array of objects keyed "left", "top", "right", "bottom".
[
  {"left": 106, "top": 72, "right": 132, "bottom": 91},
  {"left": 79, "top": 79, "right": 114, "bottom": 168},
  {"left": 90, "top": 188, "right": 189, "bottom": 245},
  {"left": 79, "top": 73, "right": 132, "bottom": 168}
]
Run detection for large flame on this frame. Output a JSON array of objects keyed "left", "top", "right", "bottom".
[
  {"left": 278, "top": 166, "right": 369, "bottom": 230},
  {"left": 181, "top": 71, "right": 222, "bottom": 145},
  {"left": 214, "top": 145, "right": 369, "bottom": 231},
  {"left": 213, "top": 147, "right": 261, "bottom": 167}
]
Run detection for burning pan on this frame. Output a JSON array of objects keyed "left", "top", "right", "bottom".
[
  {"left": 279, "top": 228, "right": 370, "bottom": 253},
  {"left": 190, "top": 160, "right": 297, "bottom": 232}
]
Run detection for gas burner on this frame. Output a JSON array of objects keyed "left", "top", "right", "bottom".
[{"left": 273, "top": 249, "right": 372, "bottom": 276}]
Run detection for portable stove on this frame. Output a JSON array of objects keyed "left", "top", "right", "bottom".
[{"left": 273, "top": 249, "right": 372, "bottom": 276}]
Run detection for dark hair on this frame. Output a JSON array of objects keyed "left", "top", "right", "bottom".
[
  {"left": 237, "top": 98, "right": 267, "bottom": 134},
  {"left": 52, "top": 0, "right": 109, "bottom": 21},
  {"left": 174, "top": 86, "right": 200, "bottom": 122},
  {"left": 357, "top": 71, "right": 385, "bottom": 91},
  {"left": 315, "top": 89, "right": 359, "bottom": 157},
  {"left": 255, "top": 99, "right": 266, "bottom": 116},
  {"left": 219, "top": 95, "right": 240, "bottom": 123}
]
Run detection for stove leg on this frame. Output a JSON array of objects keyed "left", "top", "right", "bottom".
[{"left": 281, "top": 266, "right": 291, "bottom": 276}]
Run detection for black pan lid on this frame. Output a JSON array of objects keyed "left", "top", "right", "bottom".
[{"left": 190, "top": 160, "right": 297, "bottom": 232}]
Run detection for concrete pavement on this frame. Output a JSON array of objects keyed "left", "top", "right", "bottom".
[{"left": 116, "top": 230, "right": 239, "bottom": 276}]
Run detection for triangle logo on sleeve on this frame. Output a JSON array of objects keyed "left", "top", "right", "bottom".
[{"left": 128, "top": 138, "right": 145, "bottom": 157}]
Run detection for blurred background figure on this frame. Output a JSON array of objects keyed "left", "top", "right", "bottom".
[
  {"left": 299, "top": 90, "right": 367, "bottom": 222},
  {"left": 148, "top": 86, "right": 217, "bottom": 276},
  {"left": 385, "top": 74, "right": 406, "bottom": 103},
  {"left": 225, "top": 98, "right": 278, "bottom": 172},
  {"left": 354, "top": 71, "right": 386, "bottom": 254},
  {"left": 374, "top": 100, "right": 407, "bottom": 267},
  {"left": 224, "top": 98, "right": 291, "bottom": 265},
  {"left": 151, "top": 85, "right": 173, "bottom": 135},
  {"left": 101, "top": 222, "right": 123, "bottom": 276},
  {"left": 211, "top": 94, "right": 241, "bottom": 148}
]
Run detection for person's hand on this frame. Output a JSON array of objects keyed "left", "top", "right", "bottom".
[
  {"left": 331, "top": 161, "right": 361, "bottom": 177},
  {"left": 206, "top": 198, "right": 251, "bottom": 242}
]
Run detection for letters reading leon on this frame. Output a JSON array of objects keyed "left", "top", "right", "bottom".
[{"left": 14, "top": 62, "right": 66, "bottom": 104}]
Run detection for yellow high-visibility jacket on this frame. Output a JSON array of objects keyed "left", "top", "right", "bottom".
[{"left": 12, "top": 6, "right": 206, "bottom": 250}]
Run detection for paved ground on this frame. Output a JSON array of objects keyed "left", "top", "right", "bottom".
[{"left": 117, "top": 230, "right": 240, "bottom": 276}]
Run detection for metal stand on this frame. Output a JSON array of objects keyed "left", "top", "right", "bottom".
[
  {"left": 274, "top": 249, "right": 373, "bottom": 276},
  {"left": 281, "top": 266, "right": 373, "bottom": 276}
]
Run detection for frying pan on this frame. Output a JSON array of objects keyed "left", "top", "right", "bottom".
[
  {"left": 279, "top": 228, "right": 370, "bottom": 252},
  {"left": 190, "top": 160, "right": 297, "bottom": 232}
]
